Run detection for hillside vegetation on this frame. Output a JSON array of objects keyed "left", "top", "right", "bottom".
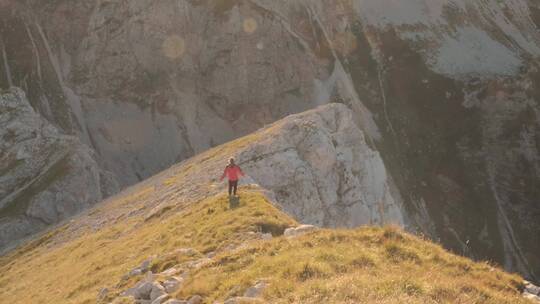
[{"left": 0, "top": 188, "right": 531, "bottom": 304}]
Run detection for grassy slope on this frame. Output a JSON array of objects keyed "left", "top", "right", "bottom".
[
  {"left": 0, "top": 188, "right": 531, "bottom": 304},
  {"left": 0, "top": 189, "right": 294, "bottom": 304}
]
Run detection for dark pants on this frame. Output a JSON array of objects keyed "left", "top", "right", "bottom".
[{"left": 228, "top": 180, "right": 238, "bottom": 196}]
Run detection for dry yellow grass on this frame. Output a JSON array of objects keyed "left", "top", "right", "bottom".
[
  {"left": 0, "top": 189, "right": 294, "bottom": 304},
  {"left": 176, "top": 226, "right": 528, "bottom": 304},
  {"left": 0, "top": 189, "right": 531, "bottom": 304}
]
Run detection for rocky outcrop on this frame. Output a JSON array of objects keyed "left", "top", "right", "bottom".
[
  {"left": 524, "top": 281, "right": 540, "bottom": 302},
  {"left": 283, "top": 225, "right": 319, "bottom": 238},
  {"left": 0, "top": 88, "right": 118, "bottom": 249},
  {"left": 143, "top": 103, "right": 405, "bottom": 230},
  {"left": 237, "top": 104, "right": 405, "bottom": 227}
]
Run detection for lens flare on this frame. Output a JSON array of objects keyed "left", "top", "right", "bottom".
[
  {"left": 162, "top": 35, "right": 185, "bottom": 59},
  {"left": 243, "top": 18, "right": 258, "bottom": 34}
]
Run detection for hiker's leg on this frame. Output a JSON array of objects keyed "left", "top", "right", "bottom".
[
  {"left": 228, "top": 180, "right": 233, "bottom": 196},
  {"left": 233, "top": 180, "right": 238, "bottom": 196}
]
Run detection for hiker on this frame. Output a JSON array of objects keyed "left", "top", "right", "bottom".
[{"left": 220, "top": 158, "right": 245, "bottom": 197}]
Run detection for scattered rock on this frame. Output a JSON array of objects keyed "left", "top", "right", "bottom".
[
  {"left": 151, "top": 294, "right": 170, "bottom": 304},
  {"left": 97, "top": 287, "right": 109, "bottom": 301},
  {"left": 144, "top": 272, "right": 157, "bottom": 282},
  {"left": 122, "top": 277, "right": 166, "bottom": 301},
  {"left": 260, "top": 233, "right": 272, "bottom": 241},
  {"left": 283, "top": 225, "right": 319, "bottom": 238},
  {"left": 187, "top": 295, "right": 203, "bottom": 304},
  {"left": 187, "top": 258, "right": 213, "bottom": 270},
  {"left": 126, "top": 257, "right": 154, "bottom": 279},
  {"left": 127, "top": 281, "right": 153, "bottom": 299},
  {"left": 140, "top": 258, "right": 153, "bottom": 273},
  {"left": 525, "top": 281, "right": 540, "bottom": 296},
  {"left": 150, "top": 282, "right": 167, "bottom": 301},
  {"left": 523, "top": 281, "right": 540, "bottom": 302},
  {"left": 132, "top": 282, "right": 153, "bottom": 300},
  {"left": 163, "top": 277, "right": 183, "bottom": 293},
  {"left": 160, "top": 267, "right": 181, "bottom": 277},
  {"left": 173, "top": 248, "right": 199, "bottom": 256},
  {"left": 244, "top": 281, "right": 268, "bottom": 298},
  {"left": 164, "top": 300, "right": 188, "bottom": 304},
  {"left": 145, "top": 204, "right": 172, "bottom": 221},
  {"left": 224, "top": 297, "right": 265, "bottom": 304},
  {"left": 129, "top": 268, "right": 144, "bottom": 277}
]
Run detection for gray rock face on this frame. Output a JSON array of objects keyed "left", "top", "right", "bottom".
[
  {"left": 0, "top": 88, "right": 118, "bottom": 249},
  {"left": 238, "top": 104, "right": 405, "bottom": 228},
  {"left": 1, "top": 0, "right": 540, "bottom": 282},
  {"left": 141, "top": 103, "right": 405, "bottom": 231},
  {"left": 283, "top": 225, "right": 319, "bottom": 238}
]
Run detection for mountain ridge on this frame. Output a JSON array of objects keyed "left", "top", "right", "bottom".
[{"left": 1, "top": 103, "right": 539, "bottom": 303}]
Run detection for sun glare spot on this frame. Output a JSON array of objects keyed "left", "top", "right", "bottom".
[
  {"left": 162, "top": 35, "right": 186, "bottom": 59},
  {"left": 243, "top": 18, "right": 258, "bottom": 34}
]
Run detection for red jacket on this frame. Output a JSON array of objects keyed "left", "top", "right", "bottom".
[{"left": 221, "top": 165, "right": 244, "bottom": 181}]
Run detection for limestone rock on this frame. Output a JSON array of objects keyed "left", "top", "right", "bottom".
[
  {"left": 97, "top": 287, "right": 109, "bottom": 301},
  {"left": 163, "top": 300, "right": 187, "bottom": 304},
  {"left": 133, "top": 282, "right": 154, "bottom": 300},
  {"left": 238, "top": 104, "right": 406, "bottom": 228},
  {"left": 140, "top": 259, "right": 153, "bottom": 273},
  {"left": 0, "top": 88, "right": 119, "bottom": 250},
  {"left": 284, "top": 225, "right": 319, "bottom": 238},
  {"left": 149, "top": 282, "right": 167, "bottom": 301},
  {"left": 151, "top": 294, "right": 170, "bottom": 304},
  {"left": 187, "top": 295, "right": 203, "bottom": 304},
  {"left": 163, "top": 277, "right": 183, "bottom": 293},
  {"left": 129, "top": 269, "right": 144, "bottom": 277},
  {"left": 525, "top": 281, "right": 540, "bottom": 296},
  {"left": 224, "top": 297, "right": 265, "bottom": 304},
  {"left": 160, "top": 268, "right": 181, "bottom": 277},
  {"left": 173, "top": 248, "right": 199, "bottom": 256},
  {"left": 244, "top": 281, "right": 268, "bottom": 298},
  {"left": 260, "top": 233, "right": 272, "bottom": 241},
  {"left": 126, "top": 258, "right": 154, "bottom": 278}
]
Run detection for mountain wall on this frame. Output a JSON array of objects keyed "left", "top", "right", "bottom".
[
  {"left": 0, "top": 88, "right": 118, "bottom": 250},
  {"left": 0, "top": 0, "right": 539, "bottom": 281}
]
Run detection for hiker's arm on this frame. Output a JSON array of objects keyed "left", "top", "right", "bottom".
[
  {"left": 220, "top": 168, "right": 227, "bottom": 181},
  {"left": 239, "top": 166, "right": 245, "bottom": 177}
]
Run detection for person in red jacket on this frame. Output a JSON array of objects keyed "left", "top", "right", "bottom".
[{"left": 220, "top": 158, "right": 245, "bottom": 196}]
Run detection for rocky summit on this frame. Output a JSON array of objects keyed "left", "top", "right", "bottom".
[{"left": 0, "top": 0, "right": 540, "bottom": 287}]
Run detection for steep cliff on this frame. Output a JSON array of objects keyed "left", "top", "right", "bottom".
[
  {"left": 236, "top": 103, "right": 404, "bottom": 228},
  {"left": 1, "top": 0, "right": 539, "bottom": 281},
  {"left": 0, "top": 88, "right": 118, "bottom": 250}
]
